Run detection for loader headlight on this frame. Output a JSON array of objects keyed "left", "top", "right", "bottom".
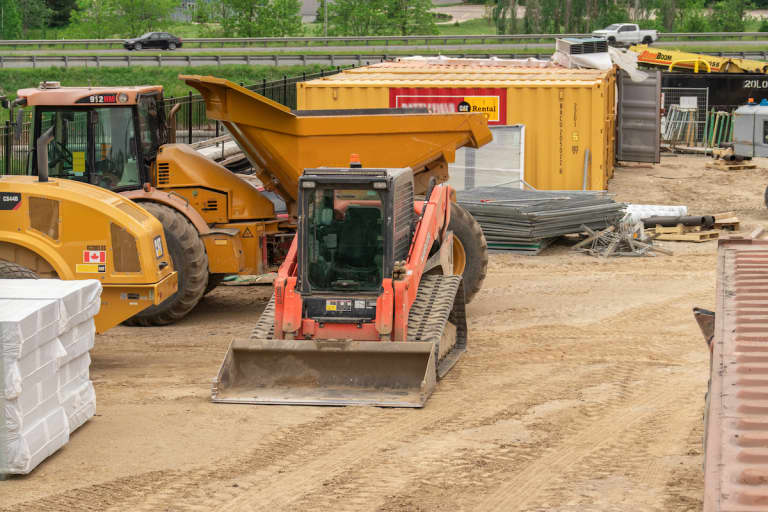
[
  {"left": 302, "top": 181, "right": 316, "bottom": 189},
  {"left": 373, "top": 181, "right": 387, "bottom": 189}
]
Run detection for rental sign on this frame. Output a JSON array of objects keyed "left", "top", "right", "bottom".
[{"left": 389, "top": 88, "right": 507, "bottom": 125}]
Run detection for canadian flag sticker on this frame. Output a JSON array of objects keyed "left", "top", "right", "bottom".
[{"left": 83, "top": 250, "right": 106, "bottom": 263}]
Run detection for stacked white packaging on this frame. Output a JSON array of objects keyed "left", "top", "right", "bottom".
[{"left": 0, "top": 279, "right": 101, "bottom": 476}]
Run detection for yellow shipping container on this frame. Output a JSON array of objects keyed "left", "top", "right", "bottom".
[{"left": 296, "top": 70, "right": 616, "bottom": 191}]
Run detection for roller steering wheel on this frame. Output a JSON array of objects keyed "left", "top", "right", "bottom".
[{"left": 49, "top": 141, "right": 73, "bottom": 168}]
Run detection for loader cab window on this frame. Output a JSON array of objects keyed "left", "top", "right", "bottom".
[
  {"left": 305, "top": 186, "right": 384, "bottom": 292},
  {"left": 36, "top": 107, "right": 140, "bottom": 190},
  {"left": 38, "top": 109, "right": 89, "bottom": 181},
  {"left": 137, "top": 94, "right": 162, "bottom": 159}
]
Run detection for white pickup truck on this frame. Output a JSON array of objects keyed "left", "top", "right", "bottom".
[{"left": 592, "top": 23, "right": 658, "bottom": 46}]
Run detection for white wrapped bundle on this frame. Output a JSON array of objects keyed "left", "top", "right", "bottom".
[{"left": 1, "top": 280, "right": 100, "bottom": 475}]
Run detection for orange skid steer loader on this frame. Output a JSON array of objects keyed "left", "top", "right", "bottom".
[{"left": 213, "top": 165, "right": 466, "bottom": 407}]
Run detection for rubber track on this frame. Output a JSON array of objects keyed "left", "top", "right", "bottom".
[
  {"left": 251, "top": 295, "right": 275, "bottom": 339},
  {"left": 407, "top": 274, "right": 467, "bottom": 377}
]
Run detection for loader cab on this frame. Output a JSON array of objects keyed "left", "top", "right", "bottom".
[
  {"left": 23, "top": 85, "right": 166, "bottom": 192},
  {"left": 297, "top": 167, "right": 414, "bottom": 300}
]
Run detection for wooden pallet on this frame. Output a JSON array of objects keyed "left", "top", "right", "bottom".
[
  {"left": 653, "top": 230, "right": 719, "bottom": 242},
  {"left": 714, "top": 211, "right": 741, "bottom": 231},
  {"left": 706, "top": 161, "right": 757, "bottom": 171},
  {"left": 646, "top": 224, "right": 720, "bottom": 242}
]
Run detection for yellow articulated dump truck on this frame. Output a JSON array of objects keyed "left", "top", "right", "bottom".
[
  {"left": 0, "top": 167, "right": 177, "bottom": 332},
  {"left": 15, "top": 77, "right": 491, "bottom": 325}
]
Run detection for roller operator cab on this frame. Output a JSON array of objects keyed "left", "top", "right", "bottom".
[{"left": 212, "top": 167, "right": 468, "bottom": 408}]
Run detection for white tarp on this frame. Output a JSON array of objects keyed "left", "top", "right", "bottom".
[
  {"left": 1, "top": 280, "right": 100, "bottom": 475},
  {"left": 624, "top": 204, "right": 688, "bottom": 224}
]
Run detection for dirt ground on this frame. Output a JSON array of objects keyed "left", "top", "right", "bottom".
[{"left": 4, "top": 154, "right": 768, "bottom": 511}]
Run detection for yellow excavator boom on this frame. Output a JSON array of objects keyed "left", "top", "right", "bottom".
[{"left": 630, "top": 44, "right": 768, "bottom": 74}]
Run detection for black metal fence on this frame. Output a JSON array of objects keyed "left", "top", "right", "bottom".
[{"left": 0, "top": 67, "right": 347, "bottom": 175}]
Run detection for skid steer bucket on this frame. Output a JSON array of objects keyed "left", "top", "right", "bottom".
[
  {"left": 212, "top": 338, "right": 438, "bottom": 407},
  {"left": 212, "top": 276, "right": 467, "bottom": 408}
]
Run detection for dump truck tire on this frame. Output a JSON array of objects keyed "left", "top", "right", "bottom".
[
  {"left": 449, "top": 202, "right": 487, "bottom": 303},
  {"left": 0, "top": 260, "right": 39, "bottom": 279},
  {"left": 764, "top": 185, "right": 768, "bottom": 209},
  {"left": 125, "top": 203, "right": 209, "bottom": 326}
]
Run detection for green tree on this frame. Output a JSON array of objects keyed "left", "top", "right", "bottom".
[
  {"left": 675, "top": 0, "right": 709, "bottom": 32},
  {"left": 269, "top": 0, "right": 303, "bottom": 36},
  {"left": 491, "top": 0, "right": 520, "bottom": 35},
  {"left": 325, "top": 0, "right": 390, "bottom": 36},
  {"left": 109, "top": 0, "right": 179, "bottom": 36},
  {"left": 221, "top": 0, "right": 302, "bottom": 37},
  {"left": 0, "top": 0, "right": 22, "bottom": 39},
  {"left": 17, "top": 0, "right": 52, "bottom": 36},
  {"left": 710, "top": 0, "right": 747, "bottom": 32},
  {"left": 46, "top": 0, "right": 77, "bottom": 27},
  {"left": 386, "top": 0, "right": 437, "bottom": 36},
  {"left": 69, "top": 0, "right": 118, "bottom": 38}
]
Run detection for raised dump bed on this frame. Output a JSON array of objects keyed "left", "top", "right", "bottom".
[{"left": 181, "top": 75, "right": 492, "bottom": 212}]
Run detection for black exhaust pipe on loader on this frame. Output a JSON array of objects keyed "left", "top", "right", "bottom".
[{"left": 36, "top": 126, "right": 54, "bottom": 183}]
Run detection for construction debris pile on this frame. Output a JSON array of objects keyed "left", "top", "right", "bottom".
[
  {"left": 573, "top": 222, "right": 673, "bottom": 257},
  {"left": 457, "top": 187, "right": 625, "bottom": 254}
]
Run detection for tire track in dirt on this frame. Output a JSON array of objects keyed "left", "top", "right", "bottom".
[
  {"left": 280, "top": 361, "right": 646, "bottom": 512},
  {"left": 513, "top": 368, "right": 704, "bottom": 511},
  {"left": 180, "top": 361, "right": 577, "bottom": 511},
  {"left": 158, "top": 287, "right": 704, "bottom": 511},
  {"left": 662, "top": 418, "right": 705, "bottom": 511},
  {"left": 477, "top": 369, "right": 699, "bottom": 512},
  {"left": 374, "top": 288, "right": 707, "bottom": 511},
  {"left": 2, "top": 409, "right": 349, "bottom": 512}
]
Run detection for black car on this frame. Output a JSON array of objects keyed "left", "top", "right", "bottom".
[{"left": 124, "top": 32, "right": 182, "bottom": 51}]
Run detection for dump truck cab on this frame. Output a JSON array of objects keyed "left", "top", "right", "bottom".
[{"left": 21, "top": 83, "right": 166, "bottom": 192}]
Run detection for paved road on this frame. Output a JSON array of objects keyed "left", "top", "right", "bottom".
[{"left": 3, "top": 39, "right": 767, "bottom": 57}]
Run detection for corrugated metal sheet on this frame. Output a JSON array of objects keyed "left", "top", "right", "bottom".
[
  {"left": 347, "top": 61, "right": 606, "bottom": 77},
  {"left": 309, "top": 72, "right": 609, "bottom": 82},
  {"left": 358, "top": 58, "right": 559, "bottom": 70},
  {"left": 705, "top": 237, "right": 768, "bottom": 512},
  {"left": 297, "top": 67, "right": 616, "bottom": 191}
]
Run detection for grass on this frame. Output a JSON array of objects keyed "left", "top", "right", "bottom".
[
  {"left": 0, "top": 64, "right": 337, "bottom": 100},
  {"left": 437, "top": 18, "right": 497, "bottom": 36}
]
